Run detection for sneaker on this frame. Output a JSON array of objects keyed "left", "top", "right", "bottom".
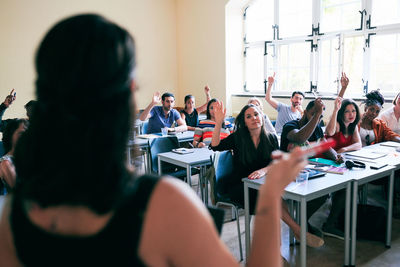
[
  {"left": 322, "top": 223, "right": 344, "bottom": 240},
  {"left": 294, "top": 231, "right": 325, "bottom": 248}
]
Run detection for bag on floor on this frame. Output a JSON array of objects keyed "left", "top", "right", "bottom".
[{"left": 338, "top": 204, "right": 386, "bottom": 241}]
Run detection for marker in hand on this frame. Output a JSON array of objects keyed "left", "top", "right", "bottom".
[{"left": 300, "top": 139, "right": 336, "bottom": 158}]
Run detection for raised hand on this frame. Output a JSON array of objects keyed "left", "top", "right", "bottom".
[
  {"left": 340, "top": 72, "right": 349, "bottom": 88},
  {"left": 334, "top": 96, "right": 342, "bottom": 111},
  {"left": 3, "top": 89, "right": 16, "bottom": 107},
  {"left": 267, "top": 72, "right": 276, "bottom": 86},
  {"left": 214, "top": 101, "right": 226, "bottom": 124},
  {"left": 152, "top": 92, "right": 161, "bottom": 105},
  {"left": 314, "top": 98, "right": 325, "bottom": 116},
  {"left": 204, "top": 85, "right": 210, "bottom": 95}
]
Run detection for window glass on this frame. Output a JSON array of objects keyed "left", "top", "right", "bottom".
[
  {"left": 279, "top": 0, "right": 312, "bottom": 38},
  {"left": 343, "top": 36, "right": 364, "bottom": 97},
  {"left": 318, "top": 37, "right": 340, "bottom": 92},
  {"left": 245, "top": 0, "right": 274, "bottom": 42},
  {"left": 277, "top": 42, "right": 310, "bottom": 92},
  {"left": 369, "top": 34, "right": 400, "bottom": 95},
  {"left": 371, "top": 0, "right": 400, "bottom": 27},
  {"left": 245, "top": 46, "right": 265, "bottom": 92},
  {"left": 320, "top": 0, "right": 361, "bottom": 33}
]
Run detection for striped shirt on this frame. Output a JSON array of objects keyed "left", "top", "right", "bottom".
[{"left": 194, "top": 119, "right": 233, "bottom": 146}]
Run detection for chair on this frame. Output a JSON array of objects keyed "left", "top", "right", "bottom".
[
  {"left": 141, "top": 121, "right": 149, "bottom": 134},
  {"left": 149, "top": 136, "right": 199, "bottom": 184},
  {"left": 209, "top": 150, "right": 243, "bottom": 261}
]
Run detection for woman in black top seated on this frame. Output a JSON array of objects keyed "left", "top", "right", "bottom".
[
  {"left": 0, "top": 14, "right": 308, "bottom": 266},
  {"left": 210, "top": 102, "right": 324, "bottom": 248},
  {"left": 180, "top": 86, "right": 211, "bottom": 130}
]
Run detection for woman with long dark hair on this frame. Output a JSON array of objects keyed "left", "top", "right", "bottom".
[
  {"left": 210, "top": 102, "right": 324, "bottom": 247},
  {"left": 0, "top": 14, "right": 307, "bottom": 266},
  {"left": 0, "top": 119, "right": 28, "bottom": 192},
  {"left": 325, "top": 98, "right": 362, "bottom": 153}
]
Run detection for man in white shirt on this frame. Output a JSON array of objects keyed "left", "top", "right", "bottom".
[
  {"left": 265, "top": 74, "right": 304, "bottom": 133},
  {"left": 378, "top": 92, "right": 400, "bottom": 134}
]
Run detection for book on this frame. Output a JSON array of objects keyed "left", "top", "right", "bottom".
[
  {"left": 308, "top": 158, "right": 342, "bottom": 167},
  {"left": 325, "top": 166, "right": 348, "bottom": 175}
]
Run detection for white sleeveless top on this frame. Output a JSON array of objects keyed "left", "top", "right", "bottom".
[{"left": 359, "top": 127, "right": 375, "bottom": 147}]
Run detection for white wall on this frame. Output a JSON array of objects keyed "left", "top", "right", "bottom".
[
  {"left": 175, "top": 0, "right": 229, "bottom": 108},
  {"left": 0, "top": 0, "right": 178, "bottom": 118}
]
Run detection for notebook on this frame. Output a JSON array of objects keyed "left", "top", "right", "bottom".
[
  {"left": 380, "top": 141, "right": 400, "bottom": 148},
  {"left": 345, "top": 150, "right": 387, "bottom": 160}
]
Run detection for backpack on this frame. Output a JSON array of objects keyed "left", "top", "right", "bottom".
[{"left": 338, "top": 204, "right": 387, "bottom": 241}]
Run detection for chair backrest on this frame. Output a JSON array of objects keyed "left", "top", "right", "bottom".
[
  {"left": 149, "top": 136, "right": 179, "bottom": 173},
  {"left": 141, "top": 121, "right": 149, "bottom": 134},
  {"left": 0, "top": 141, "right": 4, "bottom": 157},
  {"left": 213, "top": 150, "right": 234, "bottom": 200}
]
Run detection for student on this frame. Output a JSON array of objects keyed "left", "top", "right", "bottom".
[
  {"left": 210, "top": 102, "right": 324, "bottom": 247},
  {"left": 325, "top": 97, "right": 362, "bottom": 153},
  {"left": 0, "top": 89, "right": 17, "bottom": 132},
  {"left": 192, "top": 98, "right": 233, "bottom": 148},
  {"left": 139, "top": 92, "right": 187, "bottom": 133},
  {"left": 181, "top": 85, "right": 211, "bottom": 130},
  {"left": 359, "top": 90, "right": 400, "bottom": 146},
  {"left": 247, "top": 97, "right": 276, "bottom": 134},
  {"left": 24, "top": 100, "right": 37, "bottom": 120},
  {"left": 0, "top": 13, "right": 307, "bottom": 266},
  {"left": 378, "top": 91, "right": 400, "bottom": 135},
  {"left": 265, "top": 73, "right": 304, "bottom": 133},
  {"left": 280, "top": 98, "right": 344, "bottom": 240},
  {"left": 0, "top": 119, "right": 28, "bottom": 192}
]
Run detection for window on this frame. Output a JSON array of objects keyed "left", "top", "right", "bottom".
[{"left": 243, "top": 0, "right": 400, "bottom": 97}]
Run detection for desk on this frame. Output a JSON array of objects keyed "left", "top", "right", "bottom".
[
  {"left": 344, "top": 142, "right": 400, "bottom": 266},
  {"left": 127, "top": 131, "right": 195, "bottom": 172},
  {"left": 243, "top": 174, "right": 353, "bottom": 267},
  {"left": 157, "top": 147, "right": 214, "bottom": 200}
]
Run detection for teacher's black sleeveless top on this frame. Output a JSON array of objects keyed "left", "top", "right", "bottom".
[{"left": 10, "top": 175, "right": 159, "bottom": 267}]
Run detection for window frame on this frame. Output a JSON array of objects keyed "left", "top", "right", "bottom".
[{"left": 242, "top": 0, "right": 400, "bottom": 98}]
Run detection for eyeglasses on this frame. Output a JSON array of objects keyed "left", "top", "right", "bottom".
[{"left": 366, "top": 134, "right": 371, "bottom": 146}]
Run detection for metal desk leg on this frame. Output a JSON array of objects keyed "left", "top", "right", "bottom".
[
  {"left": 289, "top": 200, "right": 295, "bottom": 245},
  {"left": 186, "top": 164, "right": 192, "bottom": 187},
  {"left": 244, "top": 183, "right": 250, "bottom": 260},
  {"left": 300, "top": 197, "right": 307, "bottom": 267},
  {"left": 203, "top": 166, "right": 208, "bottom": 205},
  {"left": 351, "top": 180, "right": 359, "bottom": 266},
  {"left": 387, "top": 171, "right": 394, "bottom": 248},
  {"left": 344, "top": 182, "right": 351, "bottom": 266},
  {"left": 158, "top": 157, "right": 162, "bottom": 175}
]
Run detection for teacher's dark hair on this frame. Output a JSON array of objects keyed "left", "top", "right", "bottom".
[{"left": 14, "top": 14, "right": 136, "bottom": 214}]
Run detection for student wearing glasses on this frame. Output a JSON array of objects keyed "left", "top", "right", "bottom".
[{"left": 359, "top": 90, "right": 400, "bottom": 147}]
